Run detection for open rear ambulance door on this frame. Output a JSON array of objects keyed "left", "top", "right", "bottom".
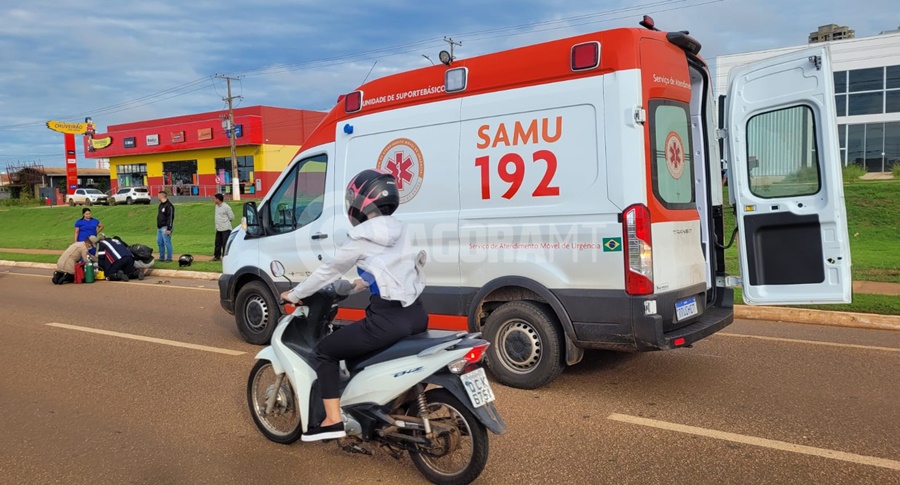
[{"left": 725, "top": 46, "right": 851, "bottom": 305}]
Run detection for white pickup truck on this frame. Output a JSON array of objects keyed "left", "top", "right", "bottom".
[{"left": 67, "top": 188, "right": 109, "bottom": 206}]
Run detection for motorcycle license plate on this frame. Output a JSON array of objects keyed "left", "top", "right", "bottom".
[
  {"left": 460, "top": 367, "right": 495, "bottom": 408},
  {"left": 675, "top": 297, "right": 699, "bottom": 321}
]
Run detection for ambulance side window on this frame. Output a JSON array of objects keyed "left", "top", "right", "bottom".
[
  {"left": 745, "top": 106, "right": 821, "bottom": 198},
  {"left": 267, "top": 155, "right": 327, "bottom": 234},
  {"left": 649, "top": 100, "right": 695, "bottom": 209}
]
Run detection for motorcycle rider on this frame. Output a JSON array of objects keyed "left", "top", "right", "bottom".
[{"left": 280, "top": 169, "right": 428, "bottom": 442}]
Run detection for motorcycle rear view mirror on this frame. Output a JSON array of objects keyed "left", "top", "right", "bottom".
[{"left": 270, "top": 261, "right": 286, "bottom": 278}]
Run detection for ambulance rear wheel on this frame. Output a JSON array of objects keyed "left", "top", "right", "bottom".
[
  {"left": 483, "top": 300, "right": 564, "bottom": 390},
  {"left": 236, "top": 281, "right": 278, "bottom": 345}
]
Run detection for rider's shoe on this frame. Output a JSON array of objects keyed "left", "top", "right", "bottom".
[{"left": 301, "top": 421, "right": 346, "bottom": 442}]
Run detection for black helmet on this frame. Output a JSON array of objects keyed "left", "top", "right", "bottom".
[
  {"left": 345, "top": 169, "right": 399, "bottom": 226},
  {"left": 178, "top": 254, "right": 194, "bottom": 267}
]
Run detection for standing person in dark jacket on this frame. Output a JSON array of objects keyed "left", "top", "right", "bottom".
[{"left": 156, "top": 190, "right": 175, "bottom": 262}]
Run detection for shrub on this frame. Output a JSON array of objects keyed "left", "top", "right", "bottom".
[
  {"left": 843, "top": 164, "right": 867, "bottom": 184},
  {"left": 893, "top": 163, "right": 900, "bottom": 179}
]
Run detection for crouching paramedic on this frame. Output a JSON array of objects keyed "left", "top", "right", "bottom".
[
  {"left": 98, "top": 237, "right": 139, "bottom": 281},
  {"left": 53, "top": 236, "right": 98, "bottom": 284},
  {"left": 280, "top": 169, "right": 428, "bottom": 442}
]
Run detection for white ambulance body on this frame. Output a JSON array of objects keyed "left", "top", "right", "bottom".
[{"left": 219, "top": 25, "right": 851, "bottom": 389}]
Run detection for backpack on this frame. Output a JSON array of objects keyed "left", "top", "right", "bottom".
[{"left": 130, "top": 244, "right": 154, "bottom": 263}]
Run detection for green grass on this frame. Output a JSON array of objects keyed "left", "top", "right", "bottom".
[
  {"left": 0, "top": 201, "right": 243, "bottom": 255},
  {"left": 724, "top": 180, "right": 900, "bottom": 284}
]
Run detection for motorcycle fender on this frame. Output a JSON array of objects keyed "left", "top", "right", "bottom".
[
  {"left": 254, "top": 347, "right": 285, "bottom": 375},
  {"left": 423, "top": 373, "right": 507, "bottom": 435}
]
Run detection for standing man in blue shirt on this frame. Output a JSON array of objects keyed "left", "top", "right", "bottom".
[{"left": 156, "top": 190, "right": 175, "bottom": 262}]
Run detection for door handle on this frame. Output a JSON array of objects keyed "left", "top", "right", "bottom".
[{"left": 311, "top": 233, "right": 328, "bottom": 240}]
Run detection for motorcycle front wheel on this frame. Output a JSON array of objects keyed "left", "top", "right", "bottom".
[
  {"left": 408, "top": 388, "right": 489, "bottom": 485},
  {"left": 247, "top": 360, "right": 303, "bottom": 444}
]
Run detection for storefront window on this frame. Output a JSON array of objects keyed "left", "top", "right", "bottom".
[
  {"left": 162, "top": 160, "right": 198, "bottom": 195},
  {"left": 115, "top": 163, "right": 147, "bottom": 187},
  {"left": 215, "top": 156, "right": 256, "bottom": 194}
]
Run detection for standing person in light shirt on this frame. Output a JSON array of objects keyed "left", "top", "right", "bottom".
[{"left": 212, "top": 193, "right": 234, "bottom": 262}]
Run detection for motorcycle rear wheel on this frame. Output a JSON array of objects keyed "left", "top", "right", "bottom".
[
  {"left": 247, "top": 360, "right": 303, "bottom": 444},
  {"left": 408, "top": 388, "right": 489, "bottom": 485}
]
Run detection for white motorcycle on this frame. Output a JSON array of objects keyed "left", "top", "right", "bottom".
[{"left": 247, "top": 261, "right": 505, "bottom": 485}]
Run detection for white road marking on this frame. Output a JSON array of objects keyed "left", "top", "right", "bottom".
[
  {"left": 608, "top": 414, "right": 900, "bottom": 471},
  {"left": 717, "top": 333, "right": 900, "bottom": 353},
  {"left": 1, "top": 271, "right": 217, "bottom": 291},
  {"left": 45, "top": 323, "right": 246, "bottom": 356}
]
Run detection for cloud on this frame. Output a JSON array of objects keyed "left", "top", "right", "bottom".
[{"left": 0, "top": 0, "right": 895, "bottom": 167}]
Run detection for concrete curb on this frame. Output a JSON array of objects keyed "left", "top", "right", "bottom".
[
  {"left": 3, "top": 260, "right": 898, "bottom": 331},
  {"left": 735, "top": 305, "right": 900, "bottom": 332},
  {"left": 0, "top": 260, "right": 220, "bottom": 282}
]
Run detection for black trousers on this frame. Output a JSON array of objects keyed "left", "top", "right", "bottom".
[
  {"left": 214, "top": 230, "right": 230, "bottom": 258},
  {"left": 315, "top": 296, "right": 428, "bottom": 399},
  {"left": 102, "top": 255, "right": 135, "bottom": 280},
  {"left": 52, "top": 271, "right": 74, "bottom": 285}
]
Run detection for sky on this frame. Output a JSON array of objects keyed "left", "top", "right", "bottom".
[{"left": 0, "top": 0, "right": 895, "bottom": 168}]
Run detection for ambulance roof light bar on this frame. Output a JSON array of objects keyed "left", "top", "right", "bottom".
[
  {"left": 639, "top": 15, "right": 659, "bottom": 31},
  {"left": 344, "top": 91, "right": 362, "bottom": 113},
  {"left": 571, "top": 42, "right": 600, "bottom": 71}
]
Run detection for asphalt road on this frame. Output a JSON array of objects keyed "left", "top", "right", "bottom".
[{"left": 1, "top": 267, "right": 898, "bottom": 485}]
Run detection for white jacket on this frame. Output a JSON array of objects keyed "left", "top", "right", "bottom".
[{"left": 286, "top": 216, "right": 426, "bottom": 307}]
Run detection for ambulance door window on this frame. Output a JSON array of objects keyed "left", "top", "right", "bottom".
[
  {"left": 266, "top": 155, "right": 327, "bottom": 234},
  {"left": 746, "top": 106, "right": 821, "bottom": 198},
  {"left": 649, "top": 100, "right": 695, "bottom": 209}
]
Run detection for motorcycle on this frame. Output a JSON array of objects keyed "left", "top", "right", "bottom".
[{"left": 247, "top": 261, "right": 505, "bottom": 485}]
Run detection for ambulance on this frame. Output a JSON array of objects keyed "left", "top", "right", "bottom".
[{"left": 219, "top": 18, "right": 851, "bottom": 390}]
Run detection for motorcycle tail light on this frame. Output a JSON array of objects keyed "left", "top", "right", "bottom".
[{"left": 464, "top": 343, "right": 490, "bottom": 364}]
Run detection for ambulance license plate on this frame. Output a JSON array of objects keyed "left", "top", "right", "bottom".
[
  {"left": 675, "top": 297, "right": 699, "bottom": 321},
  {"left": 460, "top": 367, "right": 495, "bottom": 408}
]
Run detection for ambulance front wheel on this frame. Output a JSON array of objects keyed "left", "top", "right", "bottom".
[
  {"left": 235, "top": 281, "right": 278, "bottom": 345},
  {"left": 483, "top": 300, "right": 565, "bottom": 390}
]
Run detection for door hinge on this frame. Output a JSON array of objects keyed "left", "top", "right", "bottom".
[
  {"left": 809, "top": 55, "right": 822, "bottom": 71},
  {"left": 716, "top": 128, "right": 727, "bottom": 140},
  {"left": 634, "top": 106, "right": 647, "bottom": 124},
  {"left": 717, "top": 276, "right": 742, "bottom": 288}
]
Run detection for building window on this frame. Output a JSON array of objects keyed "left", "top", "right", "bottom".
[
  {"left": 847, "top": 124, "right": 865, "bottom": 166},
  {"left": 848, "top": 92, "right": 884, "bottom": 116},
  {"left": 162, "top": 160, "right": 198, "bottom": 195},
  {"left": 215, "top": 156, "right": 255, "bottom": 183},
  {"left": 835, "top": 95, "right": 846, "bottom": 116},
  {"left": 887, "top": 65, "right": 900, "bottom": 90},
  {"left": 834, "top": 71, "right": 847, "bottom": 93},
  {"left": 885, "top": 122, "right": 900, "bottom": 170},
  {"left": 887, "top": 90, "right": 900, "bottom": 114},
  {"left": 848, "top": 67, "right": 884, "bottom": 93},
  {"left": 865, "top": 123, "right": 885, "bottom": 173},
  {"left": 116, "top": 163, "right": 147, "bottom": 187}
]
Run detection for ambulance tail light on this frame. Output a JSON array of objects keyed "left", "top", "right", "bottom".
[
  {"left": 623, "top": 204, "right": 654, "bottom": 295},
  {"left": 344, "top": 91, "right": 362, "bottom": 113},
  {"left": 571, "top": 42, "right": 600, "bottom": 71}
]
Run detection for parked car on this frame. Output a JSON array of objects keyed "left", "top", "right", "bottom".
[
  {"left": 110, "top": 187, "right": 152, "bottom": 205},
  {"left": 67, "top": 188, "right": 109, "bottom": 206}
]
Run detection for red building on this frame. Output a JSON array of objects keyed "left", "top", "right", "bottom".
[{"left": 84, "top": 106, "right": 326, "bottom": 197}]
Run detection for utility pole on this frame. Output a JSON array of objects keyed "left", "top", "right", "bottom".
[
  {"left": 443, "top": 36, "right": 462, "bottom": 61},
  {"left": 216, "top": 74, "right": 243, "bottom": 201}
]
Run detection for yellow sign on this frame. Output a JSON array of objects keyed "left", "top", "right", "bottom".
[
  {"left": 46, "top": 120, "right": 88, "bottom": 134},
  {"left": 91, "top": 136, "right": 113, "bottom": 150}
]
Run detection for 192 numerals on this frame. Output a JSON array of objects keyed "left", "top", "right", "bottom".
[{"left": 475, "top": 150, "right": 560, "bottom": 200}]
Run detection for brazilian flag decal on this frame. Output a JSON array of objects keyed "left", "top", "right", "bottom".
[{"left": 602, "top": 237, "right": 622, "bottom": 252}]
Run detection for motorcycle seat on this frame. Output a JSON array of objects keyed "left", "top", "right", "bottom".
[{"left": 346, "top": 330, "right": 464, "bottom": 373}]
